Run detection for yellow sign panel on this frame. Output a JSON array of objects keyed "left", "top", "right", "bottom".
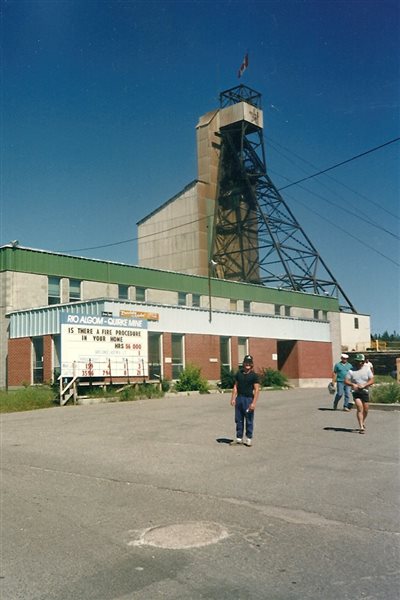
[{"left": 120, "top": 310, "right": 159, "bottom": 321}]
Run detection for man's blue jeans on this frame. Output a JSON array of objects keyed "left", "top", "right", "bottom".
[
  {"left": 334, "top": 381, "right": 352, "bottom": 409},
  {"left": 235, "top": 396, "right": 254, "bottom": 439}
]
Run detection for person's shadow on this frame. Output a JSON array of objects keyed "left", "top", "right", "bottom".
[
  {"left": 323, "top": 427, "right": 358, "bottom": 433},
  {"left": 318, "top": 407, "right": 336, "bottom": 411},
  {"left": 216, "top": 438, "right": 233, "bottom": 444}
]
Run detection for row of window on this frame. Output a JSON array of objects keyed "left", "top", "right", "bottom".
[
  {"left": 48, "top": 277, "right": 249, "bottom": 311},
  {"left": 47, "top": 277, "right": 335, "bottom": 323},
  {"left": 48, "top": 277, "right": 146, "bottom": 305}
]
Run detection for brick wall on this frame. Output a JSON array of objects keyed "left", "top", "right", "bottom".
[
  {"left": 162, "top": 332, "right": 172, "bottom": 380},
  {"left": 43, "top": 335, "right": 53, "bottom": 383},
  {"left": 230, "top": 337, "right": 239, "bottom": 370},
  {"left": 278, "top": 340, "right": 332, "bottom": 379},
  {"left": 249, "top": 339, "right": 278, "bottom": 372},
  {"left": 8, "top": 338, "right": 31, "bottom": 386},
  {"left": 296, "top": 341, "right": 332, "bottom": 378},
  {"left": 185, "top": 334, "right": 220, "bottom": 380},
  {"left": 8, "top": 333, "right": 332, "bottom": 388}
]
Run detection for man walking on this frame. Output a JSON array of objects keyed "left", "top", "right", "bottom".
[
  {"left": 345, "top": 354, "right": 374, "bottom": 434},
  {"left": 332, "top": 353, "right": 353, "bottom": 411},
  {"left": 230, "top": 355, "right": 260, "bottom": 446}
]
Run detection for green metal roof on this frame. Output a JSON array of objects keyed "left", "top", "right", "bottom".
[{"left": 0, "top": 245, "right": 340, "bottom": 311}]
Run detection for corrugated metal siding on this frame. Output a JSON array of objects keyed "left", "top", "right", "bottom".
[
  {"left": 9, "top": 300, "right": 107, "bottom": 338},
  {"left": 9, "top": 299, "right": 330, "bottom": 343}
]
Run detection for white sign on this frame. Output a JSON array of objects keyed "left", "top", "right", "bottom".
[{"left": 60, "top": 313, "right": 148, "bottom": 378}]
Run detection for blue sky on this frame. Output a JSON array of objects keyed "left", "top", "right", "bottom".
[{"left": 1, "top": 0, "right": 399, "bottom": 334}]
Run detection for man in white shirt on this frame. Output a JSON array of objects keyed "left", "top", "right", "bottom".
[{"left": 345, "top": 353, "right": 374, "bottom": 434}]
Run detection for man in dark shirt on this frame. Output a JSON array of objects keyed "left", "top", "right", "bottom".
[{"left": 230, "top": 355, "right": 260, "bottom": 446}]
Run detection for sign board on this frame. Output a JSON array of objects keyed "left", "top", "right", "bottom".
[
  {"left": 120, "top": 309, "right": 159, "bottom": 321},
  {"left": 60, "top": 313, "right": 148, "bottom": 378}
]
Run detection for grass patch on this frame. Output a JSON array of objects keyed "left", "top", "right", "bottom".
[
  {"left": 370, "top": 382, "right": 400, "bottom": 404},
  {"left": 118, "top": 383, "right": 164, "bottom": 401},
  {"left": 374, "top": 375, "right": 396, "bottom": 384},
  {"left": 0, "top": 386, "right": 56, "bottom": 413}
]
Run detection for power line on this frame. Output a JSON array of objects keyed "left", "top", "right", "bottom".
[
  {"left": 277, "top": 137, "right": 400, "bottom": 192},
  {"left": 268, "top": 137, "right": 400, "bottom": 220},
  {"left": 269, "top": 167, "right": 399, "bottom": 240},
  {"left": 60, "top": 138, "right": 400, "bottom": 265},
  {"left": 59, "top": 215, "right": 210, "bottom": 253},
  {"left": 285, "top": 192, "right": 400, "bottom": 267}
]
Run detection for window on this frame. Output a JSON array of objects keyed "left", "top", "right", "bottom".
[
  {"left": 230, "top": 299, "right": 237, "bottom": 311},
  {"left": 52, "top": 335, "right": 61, "bottom": 382},
  {"left": 118, "top": 285, "right": 129, "bottom": 300},
  {"left": 275, "top": 304, "right": 282, "bottom": 316},
  {"left": 148, "top": 333, "right": 162, "bottom": 380},
  {"left": 171, "top": 334, "right": 184, "bottom": 378},
  {"left": 135, "top": 287, "right": 146, "bottom": 302},
  {"left": 32, "top": 337, "right": 44, "bottom": 384},
  {"left": 220, "top": 337, "right": 231, "bottom": 370},
  {"left": 322, "top": 311, "right": 328, "bottom": 321},
  {"left": 192, "top": 293, "right": 201, "bottom": 308},
  {"left": 238, "top": 337, "right": 248, "bottom": 365},
  {"left": 178, "top": 292, "right": 187, "bottom": 306},
  {"left": 48, "top": 276, "right": 61, "bottom": 305},
  {"left": 69, "top": 279, "right": 81, "bottom": 302},
  {"left": 243, "top": 300, "right": 251, "bottom": 313},
  {"left": 313, "top": 309, "right": 319, "bottom": 320},
  {"left": 354, "top": 317, "right": 359, "bottom": 329},
  {"left": 284, "top": 305, "right": 291, "bottom": 317}
]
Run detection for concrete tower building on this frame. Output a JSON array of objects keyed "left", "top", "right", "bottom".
[
  {"left": 137, "top": 93, "right": 263, "bottom": 278},
  {"left": 137, "top": 86, "right": 358, "bottom": 313}
]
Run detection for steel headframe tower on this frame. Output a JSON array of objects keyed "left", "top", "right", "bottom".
[{"left": 211, "top": 84, "right": 356, "bottom": 312}]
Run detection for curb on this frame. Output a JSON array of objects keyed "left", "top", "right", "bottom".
[{"left": 368, "top": 403, "right": 400, "bottom": 411}]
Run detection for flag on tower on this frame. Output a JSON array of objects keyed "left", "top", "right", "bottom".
[{"left": 238, "top": 53, "right": 249, "bottom": 78}]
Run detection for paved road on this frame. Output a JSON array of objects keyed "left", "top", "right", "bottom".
[{"left": 1, "top": 389, "right": 399, "bottom": 600}]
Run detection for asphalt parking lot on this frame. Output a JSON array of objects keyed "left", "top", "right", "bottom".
[{"left": 1, "top": 388, "right": 399, "bottom": 600}]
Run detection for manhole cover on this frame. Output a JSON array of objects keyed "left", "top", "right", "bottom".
[{"left": 128, "top": 522, "right": 229, "bottom": 549}]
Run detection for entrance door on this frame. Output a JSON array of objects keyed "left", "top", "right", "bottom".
[{"left": 277, "top": 340, "right": 298, "bottom": 378}]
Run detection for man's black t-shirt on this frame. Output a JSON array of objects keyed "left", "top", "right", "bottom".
[{"left": 235, "top": 369, "right": 260, "bottom": 397}]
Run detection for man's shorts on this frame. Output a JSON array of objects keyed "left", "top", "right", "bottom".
[{"left": 352, "top": 389, "right": 370, "bottom": 403}]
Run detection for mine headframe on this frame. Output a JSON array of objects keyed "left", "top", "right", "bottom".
[{"left": 211, "top": 85, "right": 356, "bottom": 312}]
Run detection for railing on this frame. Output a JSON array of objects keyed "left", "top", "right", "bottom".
[{"left": 369, "top": 340, "right": 400, "bottom": 351}]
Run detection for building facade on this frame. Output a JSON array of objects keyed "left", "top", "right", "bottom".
[{"left": 0, "top": 244, "right": 370, "bottom": 390}]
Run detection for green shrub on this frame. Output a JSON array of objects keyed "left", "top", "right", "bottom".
[
  {"left": 161, "top": 378, "right": 171, "bottom": 393},
  {"left": 260, "top": 368, "right": 289, "bottom": 388},
  {"left": 370, "top": 382, "right": 400, "bottom": 404},
  {"left": 220, "top": 366, "right": 236, "bottom": 390},
  {"left": 174, "top": 364, "right": 209, "bottom": 394}
]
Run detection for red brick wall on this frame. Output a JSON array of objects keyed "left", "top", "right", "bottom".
[
  {"left": 8, "top": 338, "right": 32, "bottom": 386},
  {"left": 43, "top": 336, "right": 53, "bottom": 383},
  {"left": 249, "top": 339, "right": 278, "bottom": 372},
  {"left": 297, "top": 341, "right": 332, "bottom": 378},
  {"left": 8, "top": 333, "right": 332, "bottom": 387},
  {"left": 230, "top": 337, "right": 239, "bottom": 370},
  {"left": 185, "top": 334, "right": 220, "bottom": 380},
  {"left": 162, "top": 332, "right": 172, "bottom": 380},
  {"left": 279, "top": 340, "right": 332, "bottom": 379}
]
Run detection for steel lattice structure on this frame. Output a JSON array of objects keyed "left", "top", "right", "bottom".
[{"left": 211, "top": 85, "right": 356, "bottom": 312}]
